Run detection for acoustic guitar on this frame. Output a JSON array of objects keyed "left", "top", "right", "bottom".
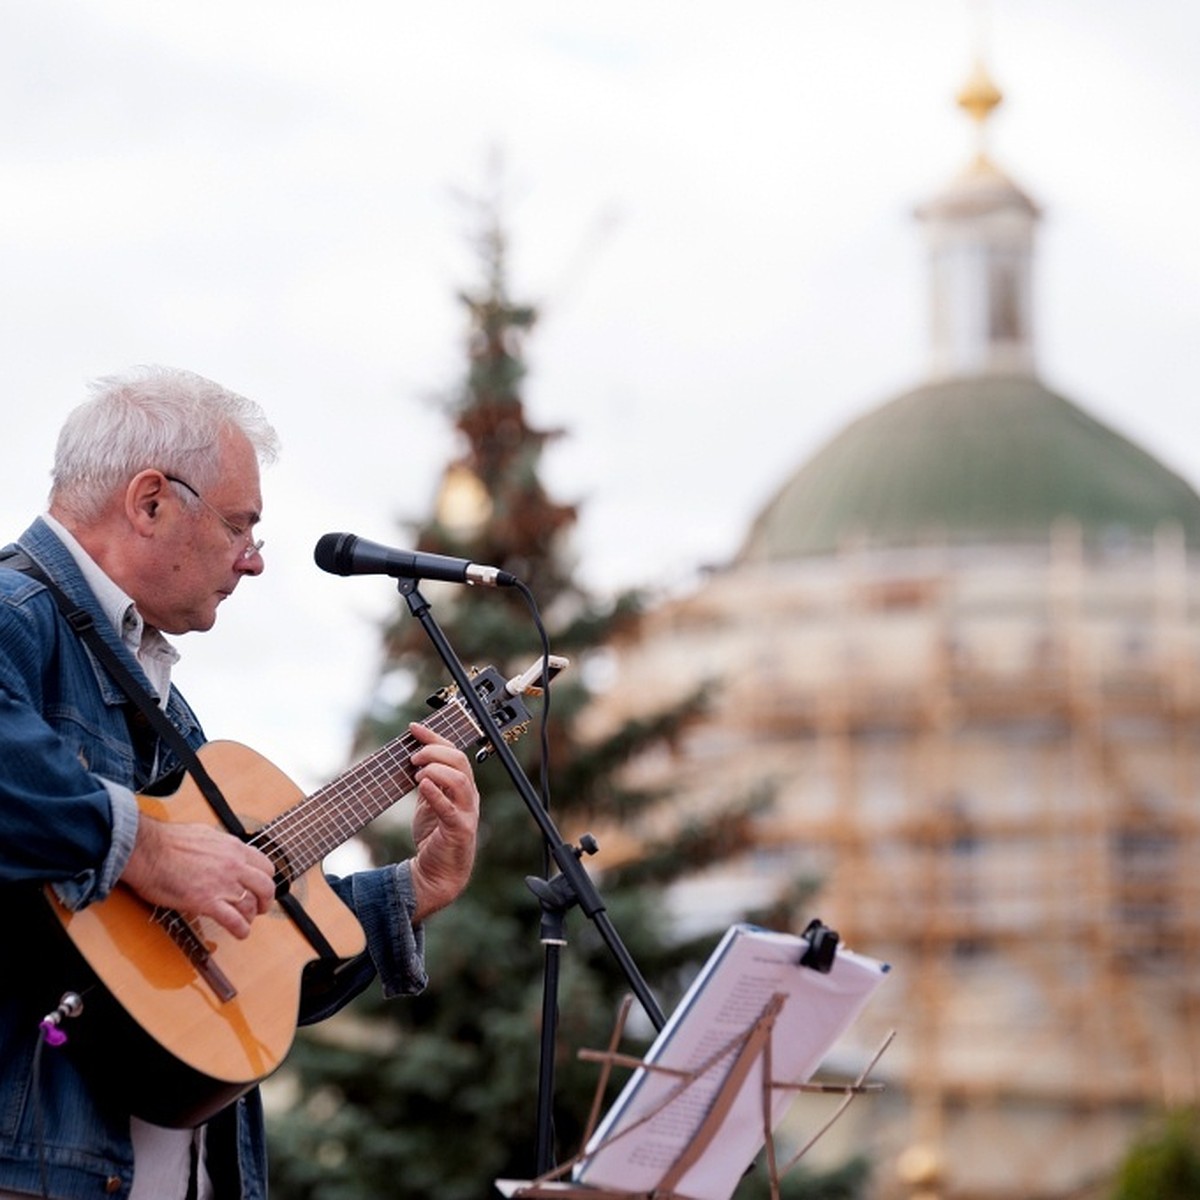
[{"left": 37, "top": 659, "right": 558, "bottom": 1128}]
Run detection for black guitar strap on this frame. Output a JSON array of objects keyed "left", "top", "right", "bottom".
[{"left": 1, "top": 549, "right": 339, "bottom": 962}]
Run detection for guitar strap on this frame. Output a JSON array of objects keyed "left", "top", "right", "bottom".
[{"left": 1, "top": 549, "right": 339, "bottom": 963}]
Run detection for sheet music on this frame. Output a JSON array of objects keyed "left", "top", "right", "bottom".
[{"left": 571, "top": 923, "right": 889, "bottom": 1200}]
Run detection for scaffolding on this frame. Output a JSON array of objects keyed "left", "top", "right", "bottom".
[{"left": 583, "top": 530, "right": 1200, "bottom": 1198}]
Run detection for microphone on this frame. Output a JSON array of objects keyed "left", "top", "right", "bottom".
[{"left": 314, "top": 532, "right": 517, "bottom": 588}]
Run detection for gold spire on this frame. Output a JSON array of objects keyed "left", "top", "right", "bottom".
[
  {"left": 957, "top": 57, "right": 1002, "bottom": 127},
  {"left": 955, "top": 56, "right": 1003, "bottom": 171},
  {"left": 958, "top": 0, "right": 1001, "bottom": 126}
]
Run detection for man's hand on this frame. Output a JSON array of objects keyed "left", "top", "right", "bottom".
[
  {"left": 407, "top": 721, "right": 481, "bottom": 924},
  {"left": 121, "top": 816, "right": 276, "bottom": 938}
]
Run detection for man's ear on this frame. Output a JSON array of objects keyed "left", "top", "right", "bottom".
[{"left": 126, "top": 469, "right": 170, "bottom": 534}]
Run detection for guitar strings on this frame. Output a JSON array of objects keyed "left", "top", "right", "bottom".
[
  {"left": 148, "top": 701, "right": 481, "bottom": 942},
  {"left": 243, "top": 702, "right": 481, "bottom": 884}
]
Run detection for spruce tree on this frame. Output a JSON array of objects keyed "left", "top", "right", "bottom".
[
  {"left": 1109, "top": 1108, "right": 1200, "bottom": 1200},
  {"left": 266, "top": 207, "right": 855, "bottom": 1199}
]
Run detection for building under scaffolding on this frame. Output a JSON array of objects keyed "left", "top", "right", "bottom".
[{"left": 580, "top": 62, "right": 1200, "bottom": 1200}]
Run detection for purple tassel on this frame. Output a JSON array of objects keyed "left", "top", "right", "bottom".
[{"left": 39, "top": 1019, "right": 68, "bottom": 1047}]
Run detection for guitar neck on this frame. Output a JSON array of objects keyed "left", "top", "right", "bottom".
[{"left": 260, "top": 701, "right": 481, "bottom": 879}]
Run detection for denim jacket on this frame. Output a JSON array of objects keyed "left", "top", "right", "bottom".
[{"left": 0, "top": 518, "right": 427, "bottom": 1199}]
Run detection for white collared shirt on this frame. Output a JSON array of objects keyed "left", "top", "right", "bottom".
[{"left": 41, "top": 512, "right": 180, "bottom": 706}]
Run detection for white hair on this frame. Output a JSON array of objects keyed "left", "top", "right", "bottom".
[{"left": 50, "top": 365, "right": 280, "bottom": 523}]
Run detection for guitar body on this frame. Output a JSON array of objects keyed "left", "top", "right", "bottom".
[
  {"left": 45, "top": 741, "right": 368, "bottom": 1128},
  {"left": 32, "top": 659, "right": 549, "bottom": 1128}
]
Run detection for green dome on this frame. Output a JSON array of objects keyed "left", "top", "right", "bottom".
[{"left": 738, "top": 375, "right": 1200, "bottom": 561}]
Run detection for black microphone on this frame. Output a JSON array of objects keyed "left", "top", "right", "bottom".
[{"left": 314, "top": 532, "right": 517, "bottom": 588}]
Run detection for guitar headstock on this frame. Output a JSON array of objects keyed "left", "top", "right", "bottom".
[{"left": 428, "top": 656, "right": 569, "bottom": 760}]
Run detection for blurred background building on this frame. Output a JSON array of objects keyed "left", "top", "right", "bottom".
[{"left": 580, "top": 56, "right": 1200, "bottom": 1200}]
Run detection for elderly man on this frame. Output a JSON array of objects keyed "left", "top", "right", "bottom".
[{"left": 0, "top": 366, "right": 480, "bottom": 1199}]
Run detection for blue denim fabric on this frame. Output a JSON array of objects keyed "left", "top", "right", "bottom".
[{"left": 0, "top": 518, "right": 427, "bottom": 1199}]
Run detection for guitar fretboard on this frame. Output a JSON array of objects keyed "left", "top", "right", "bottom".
[{"left": 252, "top": 700, "right": 482, "bottom": 882}]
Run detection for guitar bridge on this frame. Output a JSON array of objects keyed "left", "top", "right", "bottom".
[{"left": 156, "top": 909, "right": 238, "bottom": 1003}]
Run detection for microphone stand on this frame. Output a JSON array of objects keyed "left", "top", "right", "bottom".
[{"left": 395, "top": 578, "right": 666, "bottom": 1176}]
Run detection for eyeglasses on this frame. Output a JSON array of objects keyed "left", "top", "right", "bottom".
[{"left": 164, "top": 474, "right": 264, "bottom": 562}]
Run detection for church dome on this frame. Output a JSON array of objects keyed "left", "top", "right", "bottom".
[
  {"left": 739, "top": 56, "right": 1200, "bottom": 568},
  {"left": 737, "top": 374, "right": 1200, "bottom": 562}
]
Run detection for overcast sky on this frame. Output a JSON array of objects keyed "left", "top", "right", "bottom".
[{"left": 2, "top": 1, "right": 1197, "bottom": 792}]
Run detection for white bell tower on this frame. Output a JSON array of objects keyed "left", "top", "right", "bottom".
[{"left": 917, "top": 59, "right": 1040, "bottom": 380}]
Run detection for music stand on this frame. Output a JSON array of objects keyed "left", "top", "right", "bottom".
[{"left": 497, "top": 923, "right": 892, "bottom": 1200}]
